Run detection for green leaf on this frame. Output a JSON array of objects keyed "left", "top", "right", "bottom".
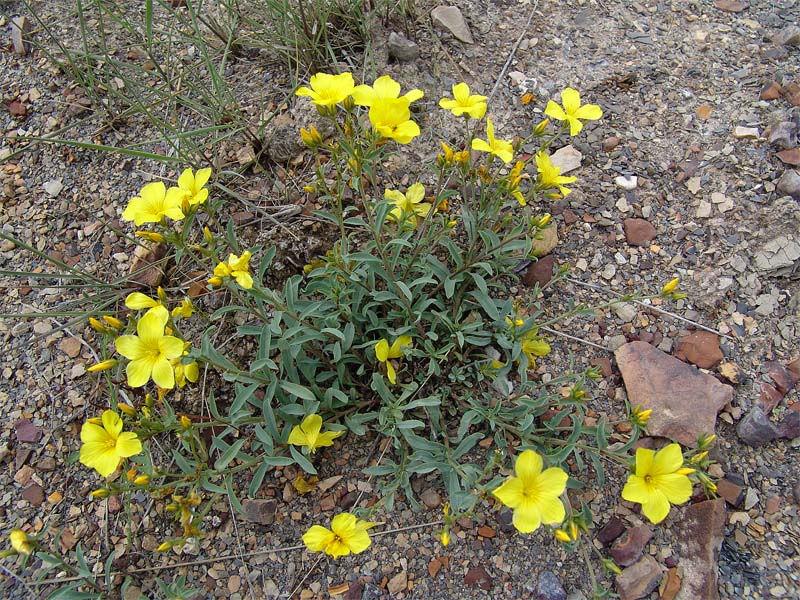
[
  {"left": 263, "top": 455, "right": 295, "bottom": 467},
  {"left": 451, "top": 432, "right": 483, "bottom": 460},
  {"left": 279, "top": 382, "right": 317, "bottom": 402},
  {"left": 289, "top": 445, "right": 317, "bottom": 474},
  {"left": 214, "top": 438, "right": 246, "bottom": 471}
]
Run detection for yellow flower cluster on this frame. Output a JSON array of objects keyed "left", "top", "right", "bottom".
[{"left": 122, "top": 168, "right": 212, "bottom": 226}]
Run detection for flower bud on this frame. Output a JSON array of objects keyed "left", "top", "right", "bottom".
[
  {"left": 207, "top": 276, "right": 223, "bottom": 287},
  {"left": 87, "top": 359, "right": 118, "bottom": 373},
  {"left": 134, "top": 475, "right": 150, "bottom": 486},
  {"left": 88, "top": 317, "right": 109, "bottom": 333},
  {"left": 439, "top": 529, "right": 450, "bottom": 547},
  {"left": 90, "top": 489, "right": 110, "bottom": 499},
  {"left": 661, "top": 277, "right": 679, "bottom": 294},
  {"left": 117, "top": 403, "right": 136, "bottom": 417},
  {"left": 554, "top": 529, "right": 571, "bottom": 542},
  {"left": 533, "top": 119, "right": 550, "bottom": 135},
  {"left": 203, "top": 226, "right": 214, "bottom": 244},
  {"left": 536, "top": 213, "right": 551, "bottom": 228},
  {"left": 102, "top": 316, "right": 125, "bottom": 329},
  {"left": 156, "top": 541, "right": 173, "bottom": 552},
  {"left": 134, "top": 231, "right": 166, "bottom": 243},
  {"left": 180, "top": 415, "right": 192, "bottom": 429}
]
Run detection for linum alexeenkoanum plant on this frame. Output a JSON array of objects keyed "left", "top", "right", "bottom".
[{"left": 2, "top": 74, "right": 718, "bottom": 599}]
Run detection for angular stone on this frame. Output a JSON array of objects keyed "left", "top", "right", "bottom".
[
  {"left": 773, "top": 25, "right": 800, "bottom": 46},
  {"left": 615, "top": 555, "right": 662, "bottom": 600},
  {"left": 661, "top": 567, "right": 682, "bottom": 600},
  {"left": 15, "top": 419, "right": 43, "bottom": 443},
  {"left": 674, "top": 331, "right": 724, "bottom": 369},
  {"left": 431, "top": 6, "right": 474, "bottom": 44},
  {"left": 11, "top": 16, "right": 31, "bottom": 55},
  {"left": 777, "top": 148, "right": 800, "bottom": 166},
  {"left": 674, "top": 499, "right": 726, "bottom": 600},
  {"left": 777, "top": 170, "right": 800, "bottom": 199},
  {"left": 241, "top": 499, "right": 276, "bottom": 525},
  {"left": 387, "top": 32, "right": 420, "bottom": 62},
  {"left": 623, "top": 218, "right": 657, "bottom": 246},
  {"left": 615, "top": 342, "right": 733, "bottom": 447},
  {"left": 523, "top": 255, "right": 556, "bottom": 288},
  {"left": 464, "top": 565, "right": 492, "bottom": 591},
  {"left": 550, "top": 145, "right": 582, "bottom": 174},
  {"left": 532, "top": 226, "right": 558, "bottom": 257},
  {"left": 419, "top": 487, "right": 441, "bottom": 509},
  {"left": 760, "top": 81, "right": 783, "bottom": 100},
  {"left": 766, "top": 121, "right": 798, "bottom": 150},
  {"left": 535, "top": 570, "right": 566, "bottom": 600},
  {"left": 597, "top": 516, "right": 626, "bottom": 546},
  {"left": 602, "top": 136, "right": 621, "bottom": 152},
  {"left": 716, "top": 478, "right": 744, "bottom": 507},
  {"left": 611, "top": 525, "right": 653, "bottom": 567},
  {"left": 22, "top": 483, "right": 44, "bottom": 506},
  {"left": 777, "top": 410, "right": 800, "bottom": 439},
  {"left": 736, "top": 406, "right": 778, "bottom": 447}
]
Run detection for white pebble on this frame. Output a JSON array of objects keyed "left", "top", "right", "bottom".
[{"left": 614, "top": 175, "right": 638, "bottom": 190}]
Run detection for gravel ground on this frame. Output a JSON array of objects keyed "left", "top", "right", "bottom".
[{"left": 1, "top": 0, "right": 799, "bottom": 598}]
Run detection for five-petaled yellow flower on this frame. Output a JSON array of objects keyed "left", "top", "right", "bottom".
[
  {"left": 491, "top": 449, "right": 568, "bottom": 534},
  {"left": 471, "top": 118, "right": 514, "bottom": 164},
  {"left": 171, "top": 299, "right": 194, "bottom": 319},
  {"left": 544, "top": 88, "right": 603, "bottom": 136},
  {"left": 385, "top": 183, "right": 432, "bottom": 227},
  {"left": 122, "top": 181, "right": 185, "bottom": 225},
  {"left": 9, "top": 529, "right": 32, "bottom": 556},
  {"left": 125, "top": 289, "right": 168, "bottom": 319},
  {"left": 213, "top": 251, "right": 254, "bottom": 289},
  {"left": 302, "top": 513, "right": 376, "bottom": 559},
  {"left": 368, "top": 98, "right": 420, "bottom": 144},
  {"left": 115, "top": 309, "right": 184, "bottom": 389},
  {"left": 535, "top": 150, "right": 577, "bottom": 197},
  {"left": 621, "top": 443, "right": 694, "bottom": 524},
  {"left": 295, "top": 72, "right": 355, "bottom": 108},
  {"left": 79, "top": 410, "right": 143, "bottom": 477},
  {"left": 175, "top": 167, "right": 212, "bottom": 208},
  {"left": 375, "top": 335, "right": 412, "bottom": 384},
  {"left": 352, "top": 75, "right": 424, "bottom": 107},
  {"left": 439, "top": 82, "right": 488, "bottom": 119},
  {"left": 288, "top": 413, "right": 345, "bottom": 453}
]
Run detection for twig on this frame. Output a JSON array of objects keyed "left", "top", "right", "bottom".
[
  {"left": 488, "top": 0, "right": 539, "bottom": 104},
  {"left": 540, "top": 325, "right": 609, "bottom": 352},
  {"left": 564, "top": 277, "right": 735, "bottom": 341}
]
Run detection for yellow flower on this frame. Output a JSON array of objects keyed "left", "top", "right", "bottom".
[
  {"left": 352, "top": 75, "right": 424, "bottom": 107},
  {"left": 122, "top": 181, "right": 185, "bottom": 225},
  {"left": 173, "top": 361, "right": 199, "bottom": 388},
  {"left": 630, "top": 404, "right": 653, "bottom": 427},
  {"left": 368, "top": 98, "right": 420, "bottom": 144},
  {"left": 439, "top": 83, "right": 488, "bottom": 119},
  {"left": 295, "top": 72, "right": 355, "bottom": 108},
  {"left": 300, "top": 125, "right": 324, "bottom": 148},
  {"left": 288, "top": 414, "right": 344, "bottom": 453},
  {"left": 171, "top": 299, "right": 194, "bottom": 319},
  {"left": 544, "top": 88, "right": 603, "bottom": 136},
  {"left": 293, "top": 474, "right": 319, "bottom": 494},
  {"left": 520, "top": 330, "right": 550, "bottom": 370},
  {"left": 535, "top": 150, "right": 577, "bottom": 197},
  {"left": 439, "top": 529, "right": 451, "bottom": 547},
  {"left": 180, "top": 415, "right": 192, "bottom": 429},
  {"left": 115, "top": 309, "right": 184, "bottom": 389},
  {"left": 87, "top": 359, "right": 118, "bottom": 373},
  {"left": 492, "top": 449, "right": 568, "bottom": 534},
  {"left": 9, "top": 530, "right": 32, "bottom": 556},
  {"left": 385, "top": 183, "right": 432, "bottom": 227},
  {"left": 375, "top": 336, "right": 412, "bottom": 384},
  {"left": 213, "top": 251, "right": 254, "bottom": 289},
  {"left": 621, "top": 444, "right": 694, "bottom": 524},
  {"left": 506, "top": 161, "right": 528, "bottom": 206},
  {"left": 661, "top": 277, "right": 680, "bottom": 294},
  {"left": 175, "top": 167, "right": 212, "bottom": 208},
  {"left": 471, "top": 118, "right": 514, "bottom": 164},
  {"left": 79, "top": 410, "right": 143, "bottom": 478},
  {"left": 125, "top": 290, "right": 168, "bottom": 320},
  {"left": 302, "top": 513, "right": 376, "bottom": 559}
]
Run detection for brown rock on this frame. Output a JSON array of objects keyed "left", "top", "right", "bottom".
[
  {"left": 59, "top": 337, "right": 82, "bottom": 358},
  {"left": 785, "top": 82, "right": 800, "bottom": 107},
  {"left": 623, "top": 218, "right": 657, "bottom": 246},
  {"left": 464, "top": 566, "right": 493, "bottom": 591},
  {"left": 760, "top": 81, "right": 783, "bottom": 100},
  {"left": 602, "top": 136, "right": 621, "bottom": 152},
  {"left": 477, "top": 525, "right": 496, "bottom": 538},
  {"left": 22, "top": 483, "right": 44, "bottom": 506},
  {"left": 129, "top": 242, "right": 167, "bottom": 288},
  {"left": 615, "top": 342, "right": 733, "bottom": 447},
  {"left": 11, "top": 17, "right": 31, "bottom": 55},
  {"left": 675, "top": 331, "right": 724, "bottom": 369},
  {"left": 765, "top": 360, "right": 800, "bottom": 395},
  {"left": 420, "top": 487, "right": 441, "bottom": 509},
  {"left": 715, "top": 478, "right": 744, "bottom": 507},
  {"left": 713, "top": 0, "right": 748, "bottom": 11},
  {"left": 757, "top": 384, "right": 783, "bottom": 412},
  {"left": 674, "top": 498, "right": 726, "bottom": 600},
  {"left": 660, "top": 567, "right": 682, "bottom": 600},
  {"left": 532, "top": 226, "right": 558, "bottom": 256},
  {"left": 611, "top": 525, "right": 653, "bottom": 567},
  {"left": 15, "top": 419, "right": 43, "bottom": 443},
  {"left": 35, "top": 457, "right": 57, "bottom": 472},
  {"left": 242, "top": 499, "right": 276, "bottom": 525},
  {"left": 597, "top": 516, "right": 626, "bottom": 546},
  {"left": 428, "top": 558, "right": 442, "bottom": 577},
  {"left": 718, "top": 362, "right": 743, "bottom": 384},
  {"left": 777, "top": 148, "right": 800, "bottom": 166},
  {"left": 387, "top": 571, "right": 407, "bottom": 595},
  {"left": 615, "top": 555, "right": 663, "bottom": 600},
  {"left": 591, "top": 357, "right": 613, "bottom": 378},
  {"left": 523, "top": 255, "right": 556, "bottom": 288}
]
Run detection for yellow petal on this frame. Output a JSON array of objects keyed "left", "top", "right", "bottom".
[
  {"left": 302, "top": 525, "right": 335, "bottom": 552},
  {"left": 386, "top": 361, "right": 397, "bottom": 385},
  {"left": 651, "top": 443, "right": 684, "bottom": 476},
  {"left": 287, "top": 424, "right": 309, "bottom": 447},
  {"left": 621, "top": 475, "right": 650, "bottom": 504},
  {"left": 634, "top": 447, "right": 655, "bottom": 478},
  {"left": 536, "top": 466, "right": 569, "bottom": 497},
  {"left": 511, "top": 503, "right": 542, "bottom": 533},
  {"left": 492, "top": 477, "right": 523, "bottom": 509},
  {"left": 544, "top": 100, "right": 566, "bottom": 121},
  {"left": 654, "top": 473, "right": 693, "bottom": 505},
  {"left": 80, "top": 421, "right": 109, "bottom": 444},
  {"left": 151, "top": 357, "right": 175, "bottom": 389},
  {"left": 514, "top": 450, "right": 543, "bottom": 484},
  {"left": 125, "top": 292, "right": 158, "bottom": 310},
  {"left": 116, "top": 432, "right": 143, "bottom": 458},
  {"left": 375, "top": 339, "right": 390, "bottom": 362},
  {"left": 101, "top": 410, "right": 123, "bottom": 437},
  {"left": 560, "top": 88, "right": 581, "bottom": 114},
  {"left": 126, "top": 357, "right": 155, "bottom": 388},
  {"left": 641, "top": 491, "right": 671, "bottom": 524},
  {"left": 536, "top": 495, "right": 566, "bottom": 525}
]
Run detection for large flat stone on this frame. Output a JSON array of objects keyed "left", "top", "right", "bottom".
[
  {"left": 674, "top": 499, "right": 726, "bottom": 600},
  {"left": 615, "top": 342, "right": 733, "bottom": 447}
]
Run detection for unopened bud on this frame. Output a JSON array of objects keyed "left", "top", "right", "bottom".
[
  {"left": 117, "top": 403, "right": 136, "bottom": 417},
  {"left": 102, "top": 316, "right": 124, "bottom": 329},
  {"left": 90, "top": 489, "right": 110, "bottom": 499},
  {"left": 134, "top": 231, "right": 166, "bottom": 243},
  {"left": 87, "top": 359, "right": 118, "bottom": 373}
]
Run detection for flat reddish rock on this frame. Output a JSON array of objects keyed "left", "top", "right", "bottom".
[
  {"left": 615, "top": 342, "right": 733, "bottom": 447},
  {"left": 675, "top": 331, "right": 724, "bottom": 369},
  {"left": 760, "top": 81, "right": 783, "bottom": 100},
  {"left": 777, "top": 148, "right": 800, "bottom": 166},
  {"left": 623, "top": 218, "right": 657, "bottom": 246},
  {"left": 523, "top": 255, "right": 556, "bottom": 288},
  {"left": 674, "top": 499, "right": 726, "bottom": 600}
]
